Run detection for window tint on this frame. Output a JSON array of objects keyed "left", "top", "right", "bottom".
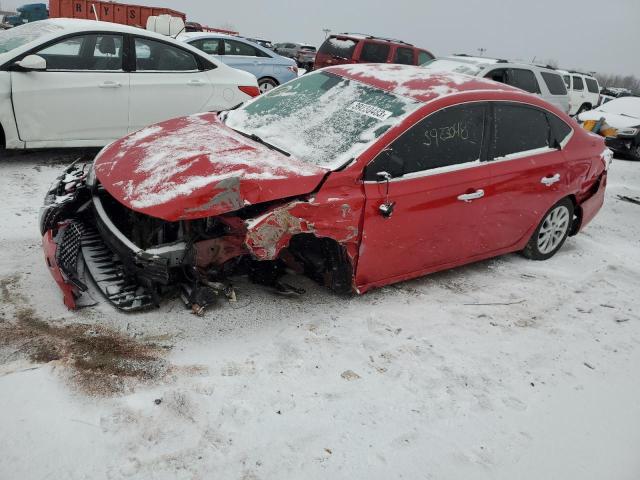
[
  {"left": 585, "top": 77, "right": 599, "bottom": 93},
  {"left": 318, "top": 37, "right": 358, "bottom": 59},
  {"left": 563, "top": 75, "right": 570, "bottom": 88},
  {"left": 360, "top": 42, "right": 390, "bottom": 63},
  {"left": 541, "top": 72, "right": 568, "bottom": 95},
  {"left": 190, "top": 38, "right": 222, "bottom": 55},
  {"left": 572, "top": 76, "right": 584, "bottom": 90},
  {"left": 491, "top": 104, "right": 551, "bottom": 159},
  {"left": 547, "top": 113, "right": 572, "bottom": 145},
  {"left": 367, "top": 104, "right": 486, "bottom": 179},
  {"left": 509, "top": 69, "right": 541, "bottom": 93},
  {"left": 134, "top": 38, "right": 198, "bottom": 71},
  {"left": 224, "top": 39, "right": 266, "bottom": 57},
  {"left": 418, "top": 50, "right": 434, "bottom": 65},
  {"left": 485, "top": 68, "right": 508, "bottom": 83},
  {"left": 36, "top": 34, "right": 123, "bottom": 70},
  {"left": 394, "top": 47, "right": 414, "bottom": 65}
]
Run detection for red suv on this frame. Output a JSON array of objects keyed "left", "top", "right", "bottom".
[{"left": 314, "top": 33, "right": 434, "bottom": 70}]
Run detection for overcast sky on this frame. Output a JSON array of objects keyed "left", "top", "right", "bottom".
[{"left": 2, "top": 0, "right": 638, "bottom": 76}]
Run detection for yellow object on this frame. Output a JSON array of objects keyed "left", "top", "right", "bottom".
[
  {"left": 601, "top": 127, "right": 617, "bottom": 137},
  {"left": 582, "top": 120, "right": 597, "bottom": 131}
]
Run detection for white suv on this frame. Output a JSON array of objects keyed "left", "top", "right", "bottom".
[
  {"left": 557, "top": 70, "right": 600, "bottom": 115},
  {"left": 422, "top": 55, "right": 570, "bottom": 114}
]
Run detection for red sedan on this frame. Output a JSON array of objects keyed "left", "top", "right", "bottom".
[{"left": 40, "top": 64, "right": 609, "bottom": 311}]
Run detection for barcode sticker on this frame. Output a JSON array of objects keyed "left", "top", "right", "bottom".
[{"left": 347, "top": 101, "right": 393, "bottom": 121}]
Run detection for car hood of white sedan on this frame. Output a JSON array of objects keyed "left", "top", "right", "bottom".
[{"left": 578, "top": 110, "right": 640, "bottom": 129}]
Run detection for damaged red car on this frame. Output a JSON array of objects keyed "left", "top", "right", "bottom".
[{"left": 40, "top": 64, "right": 610, "bottom": 311}]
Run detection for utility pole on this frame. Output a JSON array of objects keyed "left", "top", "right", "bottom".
[
  {"left": 322, "top": 28, "right": 331, "bottom": 39},
  {"left": 477, "top": 47, "right": 486, "bottom": 57}
]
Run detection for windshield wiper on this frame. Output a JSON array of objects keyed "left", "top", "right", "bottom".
[{"left": 232, "top": 129, "right": 291, "bottom": 157}]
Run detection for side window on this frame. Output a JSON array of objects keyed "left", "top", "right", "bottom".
[
  {"left": 547, "top": 113, "right": 572, "bottom": 146},
  {"left": 394, "top": 47, "right": 414, "bottom": 65},
  {"left": 36, "top": 34, "right": 123, "bottom": 70},
  {"left": 509, "top": 69, "right": 541, "bottom": 93},
  {"left": 572, "top": 76, "right": 584, "bottom": 90},
  {"left": 485, "top": 68, "right": 508, "bottom": 84},
  {"left": 360, "top": 42, "right": 390, "bottom": 63},
  {"left": 585, "top": 78, "right": 599, "bottom": 94},
  {"left": 563, "top": 75, "right": 570, "bottom": 89},
  {"left": 491, "top": 104, "right": 551, "bottom": 159},
  {"left": 418, "top": 50, "right": 434, "bottom": 65},
  {"left": 366, "top": 104, "right": 486, "bottom": 179},
  {"left": 540, "top": 72, "right": 567, "bottom": 95},
  {"left": 224, "top": 39, "right": 264, "bottom": 57},
  {"left": 134, "top": 38, "right": 198, "bottom": 71},
  {"left": 190, "top": 38, "right": 222, "bottom": 56}
]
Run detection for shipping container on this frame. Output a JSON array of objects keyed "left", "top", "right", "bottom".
[{"left": 49, "top": 0, "right": 186, "bottom": 28}]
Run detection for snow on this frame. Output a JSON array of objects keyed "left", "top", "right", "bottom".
[
  {"left": 0, "top": 20, "right": 64, "bottom": 54},
  {"left": 1, "top": 150, "right": 640, "bottom": 479},
  {"left": 328, "top": 37, "right": 357, "bottom": 49}
]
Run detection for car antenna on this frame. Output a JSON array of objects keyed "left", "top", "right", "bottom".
[
  {"left": 91, "top": 4, "right": 99, "bottom": 21},
  {"left": 172, "top": 25, "right": 186, "bottom": 39}
]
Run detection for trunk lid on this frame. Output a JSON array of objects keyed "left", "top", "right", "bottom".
[{"left": 94, "top": 113, "right": 328, "bottom": 222}]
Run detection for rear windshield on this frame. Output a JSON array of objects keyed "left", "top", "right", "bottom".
[
  {"left": 225, "top": 71, "right": 419, "bottom": 169},
  {"left": 300, "top": 45, "right": 316, "bottom": 52},
  {"left": 0, "top": 21, "right": 64, "bottom": 54},
  {"left": 585, "top": 77, "right": 599, "bottom": 94},
  {"left": 318, "top": 36, "right": 358, "bottom": 59},
  {"left": 541, "top": 72, "right": 568, "bottom": 95}
]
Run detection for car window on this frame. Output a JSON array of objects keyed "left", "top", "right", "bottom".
[
  {"left": 394, "top": 47, "right": 414, "bottom": 65},
  {"left": 225, "top": 39, "right": 266, "bottom": 57},
  {"left": 134, "top": 37, "right": 198, "bottom": 71},
  {"left": 36, "top": 34, "right": 123, "bottom": 70},
  {"left": 585, "top": 78, "right": 599, "bottom": 94},
  {"left": 508, "top": 69, "right": 541, "bottom": 93},
  {"left": 190, "top": 38, "right": 222, "bottom": 56},
  {"left": 572, "top": 76, "right": 584, "bottom": 90},
  {"left": 366, "top": 104, "right": 487, "bottom": 179},
  {"left": 360, "top": 42, "right": 390, "bottom": 63},
  {"left": 547, "top": 113, "right": 572, "bottom": 145},
  {"left": 485, "top": 68, "right": 508, "bottom": 83},
  {"left": 563, "top": 75, "right": 570, "bottom": 88},
  {"left": 540, "top": 72, "right": 568, "bottom": 95},
  {"left": 418, "top": 50, "right": 434, "bottom": 64},
  {"left": 318, "top": 37, "right": 359, "bottom": 59},
  {"left": 491, "top": 104, "right": 551, "bottom": 159}
]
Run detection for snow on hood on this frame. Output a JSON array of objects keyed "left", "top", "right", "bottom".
[
  {"left": 94, "top": 113, "right": 328, "bottom": 221},
  {"left": 331, "top": 63, "right": 514, "bottom": 102},
  {"left": 578, "top": 97, "right": 640, "bottom": 129}
]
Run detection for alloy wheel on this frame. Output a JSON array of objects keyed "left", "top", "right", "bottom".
[{"left": 537, "top": 205, "right": 570, "bottom": 254}]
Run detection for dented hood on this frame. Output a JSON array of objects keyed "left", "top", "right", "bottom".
[{"left": 94, "top": 113, "right": 328, "bottom": 221}]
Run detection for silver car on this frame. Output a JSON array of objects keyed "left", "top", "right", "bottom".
[
  {"left": 423, "top": 55, "right": 570, "bottom": 114},
  {"left": 273, "top": 42, "right": 316, "bottom": 69}
]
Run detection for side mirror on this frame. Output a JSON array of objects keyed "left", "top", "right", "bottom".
[{"left": 13, "top": 54, "right": 47, "bottom": 72}]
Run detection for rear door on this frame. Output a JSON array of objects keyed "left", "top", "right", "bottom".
[
  {"left": 481, "top": 102, "right": 571, "bottom": 252},
  {"left": 358, "top": 40, "right": 391, "bottom": 64},
  {"left": 128, "top": 36, "right": 214, "bottom": 132},
  {"left": 11, "top": 33, "right": 129, "bottom": 142},
  {"left": 392, "top": 46, "right": 415, "bottom": 65},
  {"left": 221, "top": 38, "right": 267, "bottom": 79},
  {"left": 357, "top": 103, "right": 492, "bottom": 287}
]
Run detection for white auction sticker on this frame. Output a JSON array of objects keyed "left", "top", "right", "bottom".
[{"left": 347, "top": 101, "right": 393, "bottom": 121}]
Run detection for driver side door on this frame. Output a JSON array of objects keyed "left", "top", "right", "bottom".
[
  {"left": 356, "top": 103, "right": 494, "bottom": 289},
  {"left": 11, "top": 33, "right": 129, "bottom": 143}
]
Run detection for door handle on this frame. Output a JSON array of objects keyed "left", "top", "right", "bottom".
[
  {"left": 457, "top": 189, "right": 485, "bottom": 203},
  {"left": 541, "top": 173, "right": 561, "bottom": 186},
  {"left": 99, "top": 81, "right": 121, "bottom": 88},
  {"left": 188, "top": 79, "right": 206, "bottom": 86}
]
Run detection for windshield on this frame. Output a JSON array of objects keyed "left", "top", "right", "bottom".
[
  {"left": 225, "top": 71, "right": 420, "bottom": 168},
  {"left": 597, "top": 97, "right": 640, "bottom": 118},
  {"left": 0, "top": 21, "right": 64, "bottom": 54},
  {"left": 422, "top": 58, "right": 483, "bottom": 76}
]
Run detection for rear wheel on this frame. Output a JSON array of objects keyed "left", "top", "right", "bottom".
[
  {"left": 258, "top": 77, "right": 278, "bottom": 94},
  {"left": 522, "top": 198, "right": 574, "bottom": 260}
]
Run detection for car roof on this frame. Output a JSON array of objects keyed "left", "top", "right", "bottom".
[
  {"left": 330, "top": 32, "right": 414, "bottom": 46},
  {"left": 326, "top": 63, "right": 522, "bottom": 103},
  {"left": 178, "top": 31, "right": 240, "bottom": 40},
  {"left": 36, "top": 18, "right": 179, "bottom": 39}
]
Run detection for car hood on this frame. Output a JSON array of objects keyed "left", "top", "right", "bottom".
[
  {"left": 94, "top": 113, "right": 328, "bottom": 222},
  {"left": 578, "top": 110, "right": 640, "bottom": 129}
]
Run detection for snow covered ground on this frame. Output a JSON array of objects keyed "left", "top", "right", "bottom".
[{"left": 0, "top": 149, "right": 639, "bottom": 480}]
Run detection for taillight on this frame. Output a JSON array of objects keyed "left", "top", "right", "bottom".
[{"left": 238, "top": 85, "right": 260, "bottom": 97}]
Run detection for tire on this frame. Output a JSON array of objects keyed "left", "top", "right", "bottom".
[
  {"left": 522, "top": 198, "right": 574, "bottom": 261},
  {"left": 258, "top": 77, "right": 278, "bottom": 94},
  {"left": 631, "top": 143, "right": 640, "bottom": 161}
]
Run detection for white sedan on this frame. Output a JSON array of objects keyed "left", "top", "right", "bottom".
[{"left": 0, "top": 19, "right": 259, "bottom": 149}]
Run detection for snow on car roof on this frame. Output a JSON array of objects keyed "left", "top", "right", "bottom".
[{"left": 327, "top": 63, "right": 519, "bottom": 103}]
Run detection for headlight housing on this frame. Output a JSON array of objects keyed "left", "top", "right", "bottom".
[{"left": 617, "top": 127, "right": 639, "bottom": 137}]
